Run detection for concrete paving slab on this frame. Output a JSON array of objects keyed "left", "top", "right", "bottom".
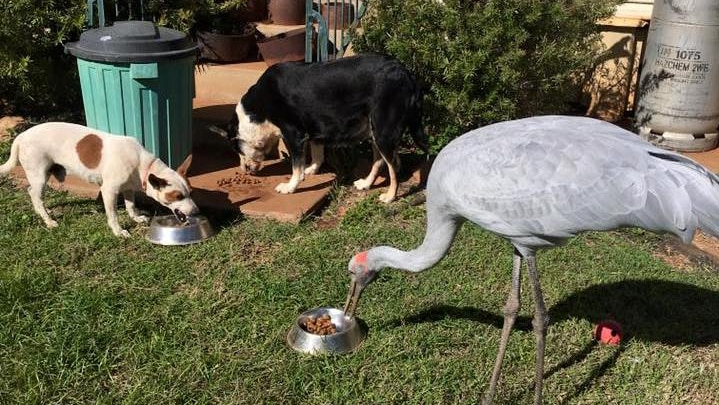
[
  {"left": 189, "top": 161, "right": 335, "bottom": 222},
  {"left": 185, "top": 117, "right": 336, "bottom": 222}
]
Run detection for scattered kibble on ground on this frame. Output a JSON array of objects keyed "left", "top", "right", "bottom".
[{"left": 216, "top": 171, "right": 262, "bottom": 187}]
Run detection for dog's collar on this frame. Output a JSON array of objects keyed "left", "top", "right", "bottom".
[{"left": 141, "top": 157, "right": 160, "bottom": 191}]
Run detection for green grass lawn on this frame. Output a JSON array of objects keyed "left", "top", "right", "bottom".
[{"left": 1, "top": 176, "right": 718, "bottom": 404}]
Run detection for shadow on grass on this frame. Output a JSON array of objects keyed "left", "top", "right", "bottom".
[
  {"left": 558, "top": 344, "right": 626, "bottom": 404},
  {"left": 549, "top": 279, "right": 719, "bottom": 346},
  {"left": 386, "top": 279, "right": 719, "bottom": 345},
  {"left": 46, "top": 196, "right": 99, "bottom": 211},
  {"left": 505, "top": 341, "right": 627, "bottom": 405},
  {"left": 381, "top": 305, "right": 532, "bottom": 332},
  {"left": 382, "top": 279, "right": 719, "bottom": 401}
]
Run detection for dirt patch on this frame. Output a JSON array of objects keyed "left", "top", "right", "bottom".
[
  {"left": 653, "top": 243, "right": 694, "bottom": 271},
  {"left": 654, "top": 230, "right": 719, "bottom": 272},
  {"left": 312, "top": 153, "right": 429, "bottom": 230},
  {"left": 313, "top": 188, "right": 366, "bottom": 230},
  {"left": 0, "top": 116, "right": 24, "bottom": 141},
  {"left": 690, "top": 230, "right": 719, "bottom": 261}
]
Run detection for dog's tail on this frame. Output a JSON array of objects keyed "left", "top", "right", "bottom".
[
  {"left": 407, "top": 91, "right": 429, "bottom": 156},
  {"left": 408, "top": 112, "right": 428, "bottom": 155},
  {"left": 406, "top": 85, "right": 432, "bottom": 188},
  {"left": 0, "top": 137, "right": 20, "bottom": 175}
]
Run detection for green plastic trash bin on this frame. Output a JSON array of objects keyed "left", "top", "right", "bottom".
[{"left": 65, "top": 21, "right": 198, "bottom": 169}]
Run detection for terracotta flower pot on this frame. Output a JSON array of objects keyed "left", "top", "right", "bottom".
[
  {"left": 268, "top": 0, "right": 305, "bottom": 25},
  {"left": 257, "top": 27, "right": 311, "bottom": 66},
  {"left": 197, "top": 25, "right": 259, "bottom": 63},
  {"left": 321, "top": 2, "right": 354, "bottom": 30}
]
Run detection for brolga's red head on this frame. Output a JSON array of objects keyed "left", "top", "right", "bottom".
[{"left": 344, "top": 251, "right": 378, "bottom": 317}]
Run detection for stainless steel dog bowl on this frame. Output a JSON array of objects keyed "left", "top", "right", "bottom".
[
  {"left": 146, "top": 215, "right": 215, "bottom": 245},
  {"left": 287, "top": 307, "right": 365, "bottom": 355}
]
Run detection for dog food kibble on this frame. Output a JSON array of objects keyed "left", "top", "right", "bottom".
[
  {"left": 303, "top": 314, "right": 337, "bottom": 335},
  {"left": 216, "top": 171, "right": 262, "bottom": 188}
]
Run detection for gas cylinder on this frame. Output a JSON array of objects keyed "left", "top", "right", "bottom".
[{"left": 635, "top": 0, "right": 719, "bottom": 151}]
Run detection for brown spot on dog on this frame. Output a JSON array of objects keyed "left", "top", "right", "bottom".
[
  {"left": 164, "top": 190, "right": 184, "bottom": 202},
  {"left": 76, "top": 134, "right": 103, "bottom": 169}
]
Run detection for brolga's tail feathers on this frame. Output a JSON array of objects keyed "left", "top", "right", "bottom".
[
  {"left": 648, "top": 151, "right": 719, "bottom": 184},
  {"left": 639, "top": 168, "right": 696, "bottom": 243},
  {"left": 648, "top": 151, "right": 719, "bottom": 241},
  {"left": 685, "top": 175, "right": 719, "bottom": 240}
]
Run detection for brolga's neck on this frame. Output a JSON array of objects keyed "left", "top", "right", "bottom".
[{"left": 368, "top": 213, "right": 462, "bottom": 274}]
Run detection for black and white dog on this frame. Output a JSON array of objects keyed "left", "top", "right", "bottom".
[{"left": 218, "top": 53, "right": 428, "bottom": 203}]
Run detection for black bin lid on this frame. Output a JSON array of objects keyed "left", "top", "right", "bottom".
[{"left": 65, "top": 21, "right": 198, "bottom": 63}]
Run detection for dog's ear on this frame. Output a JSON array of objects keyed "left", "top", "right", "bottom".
[
  {"left": 148, "top": 173, "right": 169, "bottom": 189},
  {"left": 226, "top": 112, "right": 239, "bottom": 138},
  {"left": 176, "top": 156, "right": 191, "bottom": 181},
  {"left": 208, "top": 125, "right": 228, "bottom": 138},
  {"left": 208, "top": 112, "right": 239, "bottom": 141}
]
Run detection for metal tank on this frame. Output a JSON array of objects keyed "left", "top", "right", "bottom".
[{"left": 635, "top": 0, "right": 719, "bottom": 151}]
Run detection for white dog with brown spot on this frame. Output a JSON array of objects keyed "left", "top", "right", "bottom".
[{"left": 0, "top": 122, "right": 199, "bottom": 237}]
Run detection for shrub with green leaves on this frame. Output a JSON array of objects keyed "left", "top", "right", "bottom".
[
  {"left": 0, "top": 0, "right": 87, "bottom": 116},
  {"left": 0, "top": 0, "right": 256, "bottom": 117},
  {"left": 146, "top": 0, "right": 250, "bottom": 33},
  {"left": 356, "top": 0, "right": 620, "bottom": 151}
]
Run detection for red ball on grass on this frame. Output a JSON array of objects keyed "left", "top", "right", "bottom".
[{"left": 594, "top": 320, "right": 623, "bottom": 345}]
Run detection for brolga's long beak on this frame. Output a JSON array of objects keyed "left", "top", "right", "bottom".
[{"left": 343, "top": 279, "right": 362, "bottom": 317}]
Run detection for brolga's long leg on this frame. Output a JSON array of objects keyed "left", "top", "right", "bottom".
[
  {"left": 526, "top": 254, "right": 549, "bottom": 405},
  {"left": 483, "top": 249, "right": 522, "bottom": 405}
]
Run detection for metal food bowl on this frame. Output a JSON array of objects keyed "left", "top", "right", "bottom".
[
  {"left": 146, "top": 215, "right": 215, "bottom": 245},
  {"left": 287, "top": 307, "right": 365, "bottom": 355}
]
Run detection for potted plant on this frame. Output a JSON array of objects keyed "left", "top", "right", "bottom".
[
  {"left": 149, "top": 0, "right": 267, "bottom": 31},
  {"left": 149, "top": 0, "right": 266, "bottom": 63},
  {"left": 268, "top": 0, "right": 305, "bottom": 25},
  {"left": 257, "top": 27, "right": 311, "bottom": 66},
  {"left": 193, "top": 0, "right": 266, "bottom": 63}
]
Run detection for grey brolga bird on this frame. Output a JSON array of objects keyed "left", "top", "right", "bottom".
[{"left": 343, "top": 115, "right": 719, "bottom": 405}]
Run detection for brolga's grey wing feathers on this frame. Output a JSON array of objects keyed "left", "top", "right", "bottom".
[{"left": 427, "top": 115, "right": 719, "bottom": 248}]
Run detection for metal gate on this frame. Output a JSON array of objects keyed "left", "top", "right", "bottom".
[
  {"left": 87, "top": 0, "right": 364, "bottom": 62},
  {"left": 305, "top": 0, "right": 366, "bottom": 62},
  {"left": 86, "top": 0, "right": 145, "bottom": 27}
]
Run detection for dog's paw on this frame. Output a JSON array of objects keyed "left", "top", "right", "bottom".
[
  {"left": 304, "top": 164, "right": 319, "bottom": 176},
  {"left": 132, "top": 215, "right": 150, "bottom": 224},
  {"left": 275, "top": 182, "right": 296, "bottom": 194},
  {"left": 44, "top": 219, "right": 59, "bottom": 228},
  {"left": 353, "top": 178, "right": 372, "bottom": 190},
  {"left": 379, "top": 192, "right": 395, "bottom": 204}
]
